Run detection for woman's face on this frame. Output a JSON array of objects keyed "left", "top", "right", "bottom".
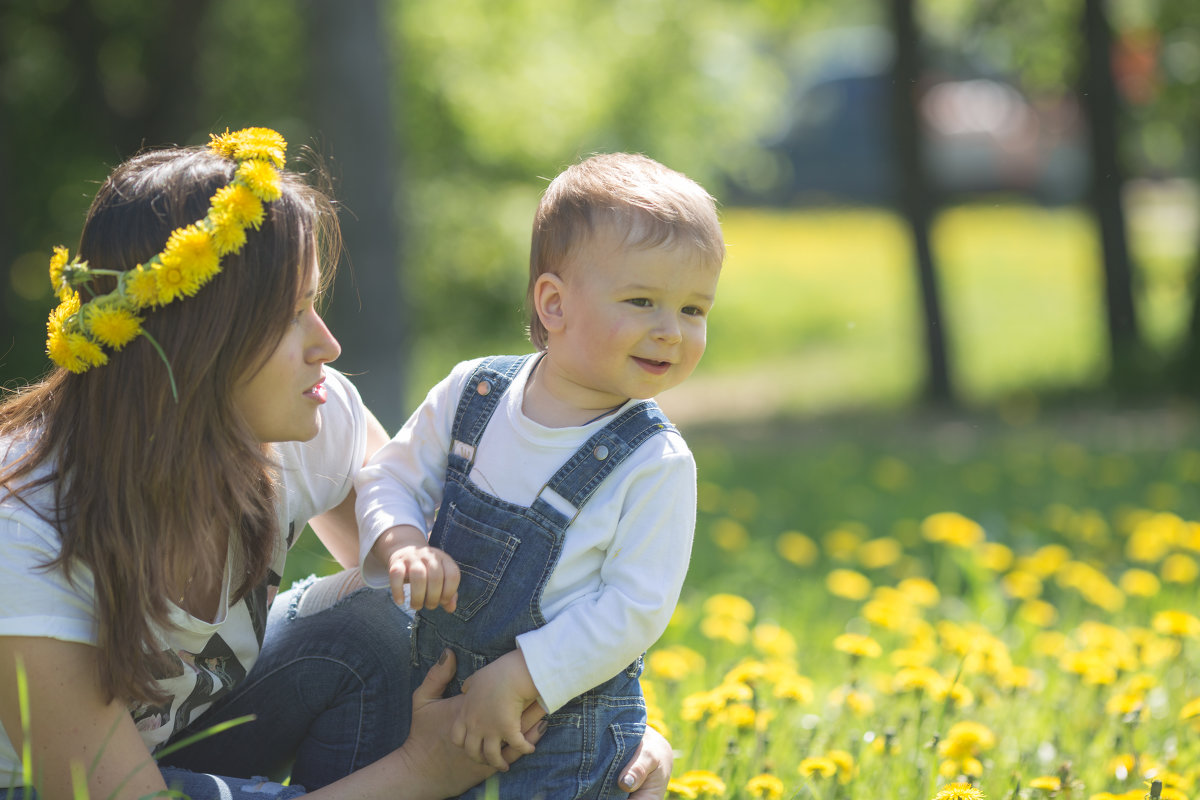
[{"left": 233, "top": 263, "right": 342, "bottom": 443}]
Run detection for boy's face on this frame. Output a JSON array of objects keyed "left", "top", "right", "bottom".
[{"left": 543, "top": 225, "right": 720, "bottom": 407}]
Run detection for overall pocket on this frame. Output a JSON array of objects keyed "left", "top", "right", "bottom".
[{"left": 432, "top": 503, "right": 520, "bottom": 620}]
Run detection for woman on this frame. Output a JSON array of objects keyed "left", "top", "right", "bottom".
[{"left": 0, "top": 129, "right": 671, "bottom": 799}]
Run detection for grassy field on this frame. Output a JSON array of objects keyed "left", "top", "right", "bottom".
[{"left": 284, "top": 198, "right": 1200, "bottom": 799}]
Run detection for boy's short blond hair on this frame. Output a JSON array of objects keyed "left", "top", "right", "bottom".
[{"left": 527, "top": 153, "right": 725, "bottom": 350}]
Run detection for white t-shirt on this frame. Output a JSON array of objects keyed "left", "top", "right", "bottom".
[
  {"left": 355, "top": 355, "right": 695, "bottom": 713},
  {"left": 0, "top": 369, "right": 367, "bottom": 781}
]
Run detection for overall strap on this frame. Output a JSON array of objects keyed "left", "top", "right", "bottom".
[
  {"left": 530, "top": 400, "right": 676, "bottom": 527},
  {"left": 447, "top": 354, "right": 533, "bottom": 474}
]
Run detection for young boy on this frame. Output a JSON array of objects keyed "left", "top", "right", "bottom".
[{"left": 354, "top": 152, "right": 724, "bottom": 798}]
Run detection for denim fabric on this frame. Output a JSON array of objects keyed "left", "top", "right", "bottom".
[
  {"left": 411, "top": 354, "right": 672, "bottom": 800},
  {"left": 157, "top": 579, "right": 414, "bottom": 793},
  {"left": 0, "top": 770, "right": 307, "bottom": 800}
]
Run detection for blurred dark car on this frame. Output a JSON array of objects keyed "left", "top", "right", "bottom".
[{"left": 729, "top": 27, "right": 1088, "bottom": 208}]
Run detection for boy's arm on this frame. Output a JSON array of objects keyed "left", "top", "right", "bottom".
[
  {"left": 372, "top": 524, "right": 460, "bottom": 611},
  {"left": 452, "top": 650, "right": 539, "bottom": 770},
  {"left": 517, "top": 447, "right": 696, "bottom": 713},
  {"left": 355, "top": 362, "right": 477, "bottom": 586}
]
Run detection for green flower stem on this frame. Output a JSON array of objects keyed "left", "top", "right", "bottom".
[{"left": 139, "top": 330, "right": 179, "bottom": 402}]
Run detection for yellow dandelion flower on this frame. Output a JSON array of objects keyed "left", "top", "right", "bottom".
[
  {"left": 207, "top": 211, "right": 250, "bottom": 256},
  {"left": 997, "top": 665, "right": 1038, "bottom": 691},
  {"left": 898, "top": 576, "right": 941, "bottom": 607},
  {"left": 826, "top": 749, "right": 854, "bottom": 782},
  {"left": 702, "top": 594, "right": 755, "bottom": 623},
  {"left": 674, "top": 769, "right": 726, "bottom": 797},
  {"left": 1105, "top": 691, "right": 1145, "bottom": 717},
  {"left": 798, "top": 757, "right": 838, "bottom": 779},
  {"left": 752, "top": 623, "right": 797, "bottom": 658},
  {"left": 714, "top": 702, "right": 756, "bottom": 729},
  {"left": 838, "top": 686, "right": 875, "bottom": 715},
  {"left": 1119, "top": 568, "right": 1161, "bottom": 597},
  {"left": 1019, "top": 599, "right": 1059, "bottom": 628},
  {"left": 893, "top": 666, "right": 947, "bottom": 695},
  {"left": 826, "top": 568, "right": 872, "bottom": 600},
  {"left": 83, "top": 303, "right": 142, "bottom": 350},
  {"left": 776, "top": 531, "right": 818, "bottom": 566},
  {"left": 237, "top": 159, "right": 283, "bottom": 202},
  {"left": 158, "top": 223, "right": 220, "bottom": 300},
  {"left": 939, "top": 757, "right": 984, "bottom": 779},
  {"left": 46, "top": 327, "right": 76, "bottom": 370},
  {"left": 1126, "top": 512, "right": 1186, "bottom": 563},
  {"left": 1019, "top": 543, "right": 1072, "bottom": 577},
  {"left": 823, "top": 526, "right": 864, "bottom": 560},
  {"left": 710, "top": 518, "right": 750, "bottom": 552},
  {"left": 67, "top": 332, "right": 107, "bottom": 371},
  {"left": 921, "top": 512, "right": 985, "bottom": 548},
  {"left": 680, "top": 690, "right": 722, "bottom": 722},
  {"left": 834, "top": 632, "right": 882, "bottom": 658},
  {"left": 1180, "top": 696, "right": 1200, "bottom": 722},
  {"left": 1161, "top": 553, "right": 1199, "bottom": 584},
  {"left": 939, "top": 721, "right": 996, "bottom": 758},
  {"left": 1028, "top": 776, "right": 1061, "bottom": 792},
  {"left": 210, "top": 126, "right": 287, "bottom": 167},
  {"left": 123, "top": 265, "right": 161, "bottom": 309},
  {"left": 1152, "top": 609, "right": 1200, "bottom": 638},
  {"left": 48, "top": 246, "right": 75, "bottom": 299},
  {"left": 934, "top": 782, "right": 986, "bottom": 800},
  {"left": 667, "top": 778, "right": 699, "bottom": 799},
  {"left": 700, "top": 615, "right": 749, "bottom": 644},
  {"left": 1001, "top": 569, "right": 1043, "bottom": 600},
  {"left": 863, "top": 597, "right": 917, "bottom": 631},
  {"left": 976, "top": 541, "right": 1014, "bottom": 572},
  {"left": 210, "top": 183, "right": 265, "bottom": 230},
  {"left": 773, "top": 673, "right": 814, "bottom": 704},
  {"left": 723, "top": 659, "right": 768, "bottom": 687},
  {"left": 858, "top": 536, "right": 903, "bottom": 568},
  {"left": 745, "top": 773, "right": 785, "bottom": 800},
  {"left": 647, "top": 646, "right": 703, "bottom": 682}
]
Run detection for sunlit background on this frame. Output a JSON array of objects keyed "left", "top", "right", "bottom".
[{"left": 6, "top": 2, "right": 1200, "bottom": 796}]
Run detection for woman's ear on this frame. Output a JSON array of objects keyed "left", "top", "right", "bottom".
[{"left": 533, "top": 273, "right": 567, "bottom": 334}]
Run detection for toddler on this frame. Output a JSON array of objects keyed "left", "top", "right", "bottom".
[{"left": 355, "top": 152, "right": 724, "bottom": 798}]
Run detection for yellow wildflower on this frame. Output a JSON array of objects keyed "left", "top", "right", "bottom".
[
  {"left": 1019, "top": 600, "right": 1059, "bottom": 628},
  {"left": 647, "top": 650, "right": 693, "bottom": 683},
  {"left": 798, "top": 757, "right": 838, "bottom": 779},
  {"left": 1028, "top": 776, "right": 1061, "bottom": 792},
  {"left": 1152, "top": 610, "right": 1200, "bottom": 638},
  {"left": 1161, "top": 553, "right": 1199, "bottom": 584},
  {"left": 939, "top": 721, "right": 996, "bottom": 759},
  {"left": 1126, "top": 512, "right": 1186, "bottom": 563},
  {"left": 723, "top": 659, "right": 768, "bottom": 687},
  {"left": 897, "top": 576, "right": 941, "bottom": 607},
  {"left": 710, "top": 518, "right": 749, "bottom": 552},
  {"left": 667, "top": 778, "right": 699, "bottom": 799},
  {"left": 826, "top": 568, "right": 872, "bottom": 600},
  {"left": 156, "top": 224, "right": 219, "bottom": 303},
  {"left": 857, "top": 536, "right": 903, "bottom": 568},
  {"left": 834, "top": 632, "right": 882, "bottom": 659},
  {"left": 773, "top": 673, "right": 814, "bottom": 704},
  {"left": 67, "top": 332, "right": 107, "bottom": 371},
  {"left": 893, "top": 666, "right": 947, "bottom": 695},
  {"left": 934, "top": 783, "right": 986, "bottom": 800},
  {"left": 674, "top": 770, "right": 726, "bottom": 797},
  {"left": 1001, "top": 570, "right": 1043, "bottom": 600},
  {"left": 702, "top": 593, "right": 755, "bottom": 623},
  {"left": 699, "top": 615, "right": 749, "bottom": 645},
  {"left": 776, "top": 531, "right": 818, "bottom": 566},
  {"left": 826, "top": 749, "right": 854, "bottom": 782},
  {"left": 83, "top": 303, "right": 142, "bottom": 350},
  {"left": 752, "top": 623, "right": 797, "bottom": 658},
  {"left": 210, "top": 126, "right": 287, "bottom": 168},
  {"left": 823, "top": 525, "right": 865, "bottom": 560},
  {"left": 123, "top": 264, "right": 160, "bottom": 309},
  {"left": 237, "top": 159, "right": 283, "bottom": 202},
  {"left": 1180, "top": 696, "right": 1200, "bottom": 724},
  {"left": 1119, "top": 568, "right": 1162, "bottom": 597},
  {"left": 1019, "top": 543, "right": 1072, "bottom": 577},
  {"left": 210, "top": 183, "right": 265, "bottom": 230},
  {"left": 921, "top": 512, "right": 985, "bottom": 548},
  {"left": 48, "top": 246, "right": 73, "bottom": 298},
  {"left": 976, "top": 541, "right": 1014, "bottom": 572},
  {"left": 744, "top": 773, "right": 784, "bottom": 800}
]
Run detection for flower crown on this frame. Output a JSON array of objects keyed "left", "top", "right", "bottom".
[{"left": 45, "top": 126, "right": 287, "bottom": 397}]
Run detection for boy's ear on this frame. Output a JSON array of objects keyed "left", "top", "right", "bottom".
[{"left": 533, "top": 273, "right": 567, "bottom": 334}]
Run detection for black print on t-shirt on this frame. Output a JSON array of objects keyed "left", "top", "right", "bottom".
[{"left": 169, "top": 634, "right": 247, "bottom": 739}]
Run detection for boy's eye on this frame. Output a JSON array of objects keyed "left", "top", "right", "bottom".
[
  {"left": 627, "top": 298, "right": 652, "bottom": 308},
  {"left": 683, "top": 305, "right": 707, "bottom": 317}
]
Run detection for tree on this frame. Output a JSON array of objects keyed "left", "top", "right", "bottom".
[
  {"left": 303, "top": 0, "right": 409, "bottom": 431},
  {"left": 888, "top": 0, "right": 953, "bottom": 405}
]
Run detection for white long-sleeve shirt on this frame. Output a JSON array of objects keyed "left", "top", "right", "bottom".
[{"left": 355, "top": 355, "right": 695, "bottom": 713}]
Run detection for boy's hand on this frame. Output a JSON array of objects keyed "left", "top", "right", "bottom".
[
  {"left": 453, "top": 650, "right": 540, "bottom": 770},
  {"left": 374, "top": 525, "right": 460, "bottom": 611}
]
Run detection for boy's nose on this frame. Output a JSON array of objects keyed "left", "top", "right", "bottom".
[{"left": 653, "top": 314, "right": 682, "bottom": 344}]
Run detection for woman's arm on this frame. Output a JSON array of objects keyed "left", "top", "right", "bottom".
[
  {"left": 307, "top": 405, "right": 391, "bottom": 568},
  {"left": 0, "top": 636, "right": 168, "bottom": 800}
]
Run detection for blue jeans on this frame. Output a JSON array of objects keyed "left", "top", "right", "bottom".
[
  {"left": 2, "top": 578, "right": 414, "bottom": 799},
  {"left": 157, "top": 578, "right": 415, "bottom": 794}
]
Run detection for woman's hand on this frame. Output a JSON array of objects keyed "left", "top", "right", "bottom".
[
  {"left": 402, "top": 650, "right": 545, "bottom": 797},
  {"left": 620, "top": 726, "right": 675, "bottom": 800}
]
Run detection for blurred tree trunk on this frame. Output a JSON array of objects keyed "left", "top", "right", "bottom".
[
  {"left": 303, "top": 0, "right": 409, "bottom": 432},
  {"left": 888, "top": 0, "right": 953, "bottom": 405},
  {"left": 1079, "top": 0, "right": 1142, "bottom": 388}
]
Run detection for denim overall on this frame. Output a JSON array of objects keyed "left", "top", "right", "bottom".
[{"left": 411, "top": 354, "right": 675, "bottom": 799}]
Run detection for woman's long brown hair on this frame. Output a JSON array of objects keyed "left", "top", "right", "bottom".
[{"left": 0, "top": 145, "right": 340, "bottom": 706}]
